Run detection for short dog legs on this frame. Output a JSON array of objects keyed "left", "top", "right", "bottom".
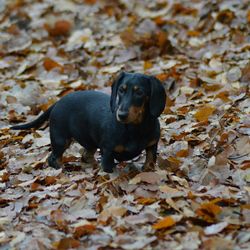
[
  {"left": 48, "top": 153, "right": 62, "bottom": 169},
  {"left": 144, "top": 144, "right": 157, "bottom": 171},
  {"left": 101, "top": 150, "right": 115, "bottom": 173},
  {"left": 48, "top": 129, "right": 70, "bottom": 169}
]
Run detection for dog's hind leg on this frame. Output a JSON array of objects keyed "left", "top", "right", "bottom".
[{"left": 48, "top": 129, "right": 71, "bottom": 169}]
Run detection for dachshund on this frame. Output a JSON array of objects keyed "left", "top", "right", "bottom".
[{"left": 11, "top": 72, "right": 166, "bottom": 173}]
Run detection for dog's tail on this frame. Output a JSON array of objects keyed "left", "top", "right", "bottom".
[{"left": 10, "top": 104, "right": 55, "bottom": 130}]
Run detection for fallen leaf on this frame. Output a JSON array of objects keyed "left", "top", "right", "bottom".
[
  {"left": 129, "top": 172, "right": 161, "bottom": 185},
  {"left": 204, "top": 221, "right": 229, "bottom": 235},
  {"left": 196, "top": 202, "right": 222, "bottom": 223},
  {"left": 54, "top": 237, "right": 80, "bottom": 250},
  {"left": 194, "top": 104, "right": 216, "bottom": 122},
  {"left": 73, "top": 224, "right": 96, "bottom": 238},
  {"left": 152, "top": 216, "right": 176, "bottom": 230}
]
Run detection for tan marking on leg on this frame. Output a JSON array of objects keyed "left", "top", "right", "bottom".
[
  {"left": 147, "top": 139, "right": 157, "bottom": 148},
  {"left": 114, "top": 145, "right": 126, "bottom": 153},
  {"left": 82, "top": 149, "right": 96, "bottom": 164},
  {"left": 144, "top": 148, "right": 156, "bottom": 171}
]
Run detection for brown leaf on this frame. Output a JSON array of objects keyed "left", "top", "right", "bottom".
[
  {"left": 73, "top": 224, "right": 96, "bottom": 238},
  {"left": 43, "top": 57, "right": 64, "bottom": 72},
  {"left": 45, "top": 176, "right": 57, "bottom": 185},
  {"left": 99, "top": 206, "right": 127, "bottom": 222},
  {"left": 194, "top": 104, "right": 216, "bottom": 122},
  {"left": 50, "top": 209, "right": 68, "bottom": 232},
  {"left": 129, "top": 172, "right": 161, "bottom": 185},
  {"left": 55, "top": 238, "right": 80, "bottom": 250},
  {"left": 47, "top": 20, "right": 72, "bottom": 37}
]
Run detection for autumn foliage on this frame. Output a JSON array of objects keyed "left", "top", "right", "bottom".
[{"left": 0, "top": 0, "right": 249, "bottom": 249}]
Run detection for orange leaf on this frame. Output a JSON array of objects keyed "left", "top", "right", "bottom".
[
  {"left": 43, "top": 57, "right": 63, "bottom": 72},
  {"left": 48, "top": 20, "right": 72, "bottom": 36},
  {"left": 187, "top": 30, "right": 200, "bottom": 37},
  {"left": 30, "top": 182, "right": 41, "bottom": 191},
  {"left": 156, "top": 73, "right": 169, "bottom": 81},
  {"left": 152, "top": 216, "right": 176, "bottom": 230},
  {"left": 144, "top": 61, "right": 153, "bottom": 70},
  {"left": 247, "top": 10, "right": 250, "bottom": 23},
  {"left": 1, "top": 172, "right": 9, "bottom": 182},
  {"left": 176, "top": 149, "right": 189, "bottom": 157},
  {"left": 73, "top": 224, "right": 96, "bottom": 238},
  {"left": 194, "top": 104, "right": 216, "bottom": 122},
  {"left": 55, "top": 238, "right": 80, "bottom": 250},
  {"left": 137, "top": 197, "right": 156, "bottom": 205},
  {"left": 216, "top": 91, "right": 230, "bottom": 102},
  {"left": 45, "top": 176, "right": 57, "bottom": 185},
  {"left": 196, "top": 202, "right": 222, "bottom": 223}
]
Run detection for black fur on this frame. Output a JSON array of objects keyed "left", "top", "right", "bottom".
[{"left": 11, "top": 72, "right": 166, "bottom": 173}]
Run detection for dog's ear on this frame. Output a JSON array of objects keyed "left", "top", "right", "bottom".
[
  {"left": 110, "top": 71, "right": 126, "bottom": 113},
  {"left": 149, "top": 76, "right": 166, "bottom": 117}
]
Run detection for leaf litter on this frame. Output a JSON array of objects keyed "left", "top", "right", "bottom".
[{"left": 0, "top": 0, "right": 249, "bottom": 249}]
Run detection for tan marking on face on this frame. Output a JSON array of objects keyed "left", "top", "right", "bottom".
[
  {"left": 147, "top": 139, "right": 157, "bottom": 147},
  {"left": 127, "top": 104, "right": 145, "bottom": 124},
  {"left": 144, "top": 148, "right": 156, "bottom": 170},
  {"left": 133, "top": 85, "right": 139, "bottom": 91},
  {"left": 122, "top": 84, "right": 127, "bottom": 90},
  {"left": 114, "top": 145, "right": 126, "bottom": 153}
]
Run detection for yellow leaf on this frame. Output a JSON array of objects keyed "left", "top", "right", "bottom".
[
  {"left": 194, "top": 104, "right": 216, "bottom": 122},
  {"left": 144, "top": 61, "right": 153, "bottom": 70},
  {"left": 137, "top": 197, "right": 156, "bottom": 205},
  {"left": 152, "top": 216, "right": 176, "bottom": 230}
]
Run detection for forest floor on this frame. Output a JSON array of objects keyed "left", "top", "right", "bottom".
[{"left": 0, "top": 0, "right": 249, "bottom": 249}]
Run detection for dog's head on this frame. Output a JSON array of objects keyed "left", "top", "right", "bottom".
[{"left": 110, "top": 72, "right": 166, "bottom": 124}]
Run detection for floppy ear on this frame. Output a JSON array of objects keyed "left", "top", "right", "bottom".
[
  {"left": 149, "top": 76, "right": 166, "bottom": 117},
  {"left": 110, "top": 72, "right": 126, "bottom": 113}
]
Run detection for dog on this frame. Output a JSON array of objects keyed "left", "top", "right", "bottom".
[{"left": 11, "top": 72, "right": 166, "bottom": 173}]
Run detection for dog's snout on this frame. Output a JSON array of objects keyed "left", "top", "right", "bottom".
[{"left": 117, "top": 110, "right": 128, "bottom": 121}]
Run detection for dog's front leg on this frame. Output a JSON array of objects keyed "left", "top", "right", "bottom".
[
  {"left": 101, "top": 149, "right": 115, "bottom": 173},
  {"left": 144, "top": 144, "right": 157, "bottom": 171}
]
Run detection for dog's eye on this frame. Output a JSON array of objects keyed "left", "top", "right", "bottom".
[
  {"left": 119, "top": 86, "right": 126, "bottom": 94},
  {"left": 135, "top": 89, "right": 144, "bottom": 97}
]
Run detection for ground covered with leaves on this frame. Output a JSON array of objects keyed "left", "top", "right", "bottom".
[{"left": 0, "top": 0, "right": 250, "bottom": 249}]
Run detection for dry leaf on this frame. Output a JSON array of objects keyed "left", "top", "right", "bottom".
[
  {"left": 204, "top": 221, "right": 229, "bottom": 235},
  {"left": 55, "top": 237, "right": 80, "bottom": 250},
  {"left": 73, "top": 224, "right": 96, "bottom": 238},
  {"left": 152, "top": 216, "right": 176, "bottom": 230},
  {"left": 194, "top": 104, "right": 216, "bottom": 122},
  {"left": 196, "top": 202, "right": 222, "bottom": 222},
  {"left": 129, "top": 172, "right": 161, "bottom": 185}
]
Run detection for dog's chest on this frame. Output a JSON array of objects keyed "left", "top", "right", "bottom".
[{"left": 113, "top": 133, "right": 149, "bottom": 161}]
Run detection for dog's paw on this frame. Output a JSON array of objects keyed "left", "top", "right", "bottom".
[
  {"left": 102, "top": 166, "right": 114, "bottom": 173},
  {"left": 143, "top": 161, "right": 155, "bottom": 171},
  {"left": 48, "top": 154, "right": 62, "bottom": 169}
]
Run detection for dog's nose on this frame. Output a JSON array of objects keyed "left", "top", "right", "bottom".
[{"left": 117, "top": 110, "right": 128, "bottom": 121}]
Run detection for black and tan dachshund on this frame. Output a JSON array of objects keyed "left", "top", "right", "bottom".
[{"left": 11, "top": 72, "right": 166, "bottom": 173}]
